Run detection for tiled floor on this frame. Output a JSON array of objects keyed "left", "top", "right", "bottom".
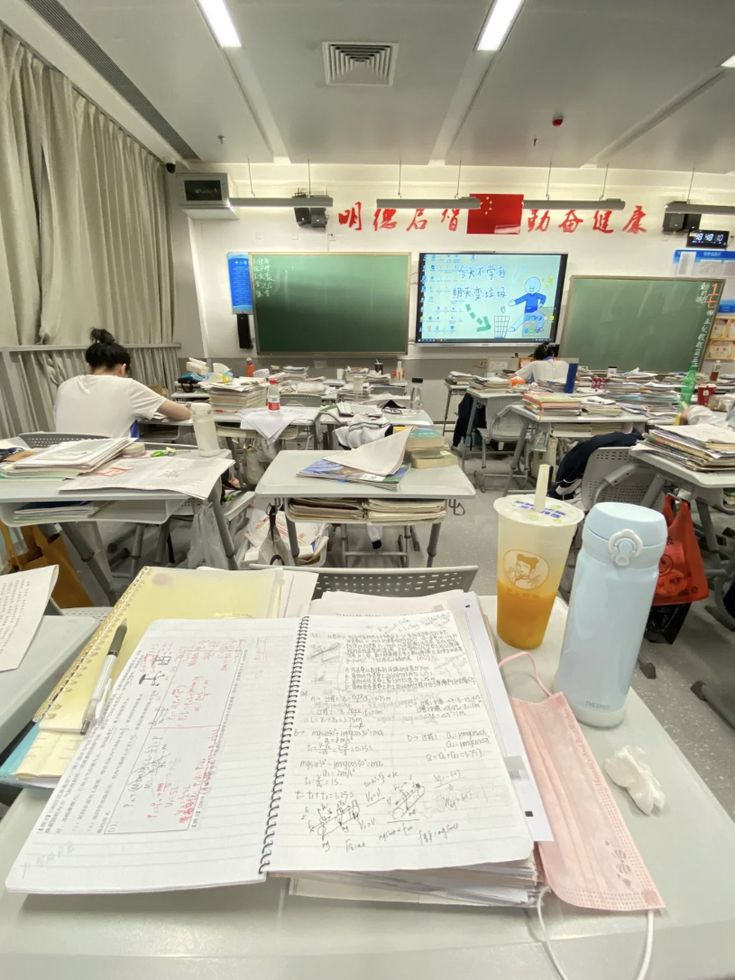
[{"left": 327, "top": 458, "right": 735, "bottom": 819}]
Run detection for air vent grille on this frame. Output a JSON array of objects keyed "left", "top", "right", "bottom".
[
  {"left": 22, "top": 0, "right": 199, "bottom": 159},
  {"left": 323, "top": 42, "right": 397, "bottom": 86}
]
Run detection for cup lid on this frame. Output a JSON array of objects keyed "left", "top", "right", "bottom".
[
  {"left": 584, "top": 502, "right": 666, "bottom": 547},
  {"left": 493, "top": 494, "right": 584, "bottom": 528}
]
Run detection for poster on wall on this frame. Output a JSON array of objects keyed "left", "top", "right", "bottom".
[
  {"left": 416, "top": 252, "right": 567, "bottom": 344},
  {"left": 227, "top": 251, "right": 253, "bottom": 313}
]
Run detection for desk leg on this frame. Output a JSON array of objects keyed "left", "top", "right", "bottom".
[
  {"left": 461, "top": 396, "right": 478, "bottom": 471},
  {"left": 506, "top": 419, "right": 530, "bottom": 491},
  {"left": 641, "top": 473, "right": 666, "bottom": 509},
  {"left": 208, "top": 490, "right": 238, "bottom": 570},
  {"left": 442, "top": 389, "right": 452, "bottom": 435},
  {"left": 62, "top": 523, "right": 117, "bottom": 603},
  {"left": 283, "top": 501, "right": 300, "bottom": 564},
  {"left": 426, "top": 523, "right": 441, "bottom": 567}
]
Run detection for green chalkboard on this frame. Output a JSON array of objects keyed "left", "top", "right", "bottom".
[
  {"left": 559, "top": 276, "right": 724, "bottom": 372},
  {"left": 250, "top": 253, "right": 410, "bottom": 354}
]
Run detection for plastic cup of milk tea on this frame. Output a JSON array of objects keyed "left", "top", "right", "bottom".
[{"left": 493, "top": 495, "right": 583, "bottom": 649}]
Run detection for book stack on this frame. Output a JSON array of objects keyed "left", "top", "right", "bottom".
[
  {"left": 203, "top": 379, "right": 267, "bottom": 412},
  {"left": 298, "top": 459, "right": 409, "bottom": 490},
  {"left": 522, "top": 391, "right": 582, "bottom": 416},
  {"left": 644, "top": 423, "right": 735, "bottom": 471},
  {"left": 580, "top": 396, "right": 624, "bottom": 417},
  {"left": 288, "top": 497, "right": 446, "bottom": 523},
  {"left": 0, "top": 438, "right": 131, "bottom": 481},
  {"left": 405, "top": 427, "right": 457, "bottom": 469}
]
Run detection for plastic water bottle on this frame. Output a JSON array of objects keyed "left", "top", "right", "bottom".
[
  {"left": 191, "top": 403, "right": 221, "bottom": 457},
  {"left": 267, "top": 376, "right": 281, "bottom": 412},
  {"left": 410, "top": 377, "right": 423, "bottom": 409},
  {"left": 554, "top": 502, "right": 666, "bottom": 728}
]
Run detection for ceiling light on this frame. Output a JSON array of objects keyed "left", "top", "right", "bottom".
[
  {"left": 477, "top": 0, "right": 524, "bottom": 52},
  {"left": 523, "top": 198, "right": 626, "bottom": 211},
  {"left": 721, "top": 53, "right": 735, "bottom": 68},
  {"left": 196, "top": 0, "right": 241, "bottom": 48},
  {"left": 375, "top": 197, "right": 481, "bottom": 210},
  {"left": 230, "top": 196, "right": 334, "bottom": 208},
  {"left": 664, "top": 201, "right": 735, "bottom": 216}
]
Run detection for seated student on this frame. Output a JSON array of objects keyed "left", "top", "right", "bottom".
[
  {"left": 513, "top": 342, "right": 569, "bottom": 384},
  {"left": 55, "top": 329, "right": 191, "bottom": 438}
]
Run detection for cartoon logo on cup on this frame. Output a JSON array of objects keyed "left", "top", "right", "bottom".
[{"left": 504, "top": 551, "right": 549, "bottom": 590}]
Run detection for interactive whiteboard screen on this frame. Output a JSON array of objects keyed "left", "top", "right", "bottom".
[{"left": 416, "top": 252, "right": 567, "bottom": 344}]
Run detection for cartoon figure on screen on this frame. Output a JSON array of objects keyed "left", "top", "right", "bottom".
[{"left": 511, "top": 276, "right": 547, "bottom": 336}]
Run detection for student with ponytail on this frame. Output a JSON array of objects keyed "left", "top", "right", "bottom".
[{"left": 55, "top": 329, "right": 191, "bottom": 438}]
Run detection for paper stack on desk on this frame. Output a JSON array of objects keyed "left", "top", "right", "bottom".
[
  {"left": 0, "top": 438, "right": 131, "bottom": 480},
  {"left": 203, "top": 379, "right": 267, "bottom": 412},
  {"left": 644, "top": 423, "right": 735, "bottom": 470},
  {"left": 522, "top": 391, "right": 582, "bottom": 416}
]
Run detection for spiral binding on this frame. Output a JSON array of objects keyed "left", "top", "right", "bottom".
[{"left": 259, "top": 615, "right": 309, "bottom": 873}]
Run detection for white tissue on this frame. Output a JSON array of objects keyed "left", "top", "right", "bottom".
[{"left": 604, "top": 746, "right": 665, "bottom": 815}]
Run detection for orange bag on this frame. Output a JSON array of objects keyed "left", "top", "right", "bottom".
[{"left": 652, "top": 496, "right": 709, "bottom": 606}]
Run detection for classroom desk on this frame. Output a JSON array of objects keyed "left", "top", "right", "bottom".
[
  {"left": 441, "top": 378, "right": 469, "bottom": 435},
  {"left": 0, "top": 476, "right": 237, "bottom": 599},
  {"left": 460, "top": 387, "right": 523, "bottom": 469},
  {"left": 1, "top": 597, "right": 734, "bottom": 980},
  {"left": 254, "top": 449, "right": 474, "bottom": 566},
  {"left": 0, "top": 615, "right": 98, "bottom": 755},
  {"left": 506, "top": 405, "right": 649, "bottom": 490}
]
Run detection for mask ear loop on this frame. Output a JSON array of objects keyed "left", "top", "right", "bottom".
[{"left": 497, "top": 650, "right": 553, "bottom": 699}]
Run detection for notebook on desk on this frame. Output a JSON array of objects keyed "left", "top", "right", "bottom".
[
  {"left": 7, "top": 609, "right": 533, "bottom": 895},
  {"left": 12, "top": 566, "right": 316, "bottom": 784}
]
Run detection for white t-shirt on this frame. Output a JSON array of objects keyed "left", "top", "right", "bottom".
[{"left": 54, "top": 375, "right": 166, "bottom": 438}]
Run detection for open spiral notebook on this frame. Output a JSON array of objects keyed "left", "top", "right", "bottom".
[{"left": 7, "top": 609, "right": 533, "bottom": 895}]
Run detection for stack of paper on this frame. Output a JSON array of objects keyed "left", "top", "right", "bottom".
[
  {"left": 580, "top": 396, "right": 624, "bottom": 417},
  {"left": 0, "top": 566, "right": 59, "bottom": 673},
  {"left": 58, "top": 454, "right": 233, "bottom": 501},
  {"left": 522, "top": 392, "right": 582, "bottom": 416},
  {"left": 288, "top": 497, "right": 446, "bottom": 523},
  {"left": 300, "top": 429, "right": 411, "bottom": 488},
  {"left": 644, "top": 423, "right": 735, "bottom": 470},
  {"left": 203, "top": 379, "right": 267, "bottom": 412},
  {"left": 0, "top": 438, "right": 131, "bottom": 480},
  {"left": 13, "top": 500, "right": 99, "bottom": 522}
]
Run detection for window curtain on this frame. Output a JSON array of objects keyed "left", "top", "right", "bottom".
[{"left": 0, "top": 29, "right": 172, "bottom": 346}]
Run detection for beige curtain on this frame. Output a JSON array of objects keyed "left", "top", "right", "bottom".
[{"left": 0, "top": 29, "right": 172, "bottom": 346}]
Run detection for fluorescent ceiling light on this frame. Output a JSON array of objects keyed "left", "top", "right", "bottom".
[
  {"left": 523, "top": 198, "right": 626, "bottom": 211},
  {"left": 477, "top": 0, "right": 524, "bottom": 52},
  {"left": 665, "top": 201, "right": 735, "bottom": 216},
  {"left": 197, "top": 0, "right": 241, "bottom": 48},
  {"left": 721, "top": 53, "right": 735, "bottom": 68},
  {"left": 375, "top": 197, "right": 481, "bottom": 210},
  {"left": 230, "top": 196, "right": 333, "bottom": 208}
]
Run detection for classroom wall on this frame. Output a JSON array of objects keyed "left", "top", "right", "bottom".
[{"left": 177, "top": 163, "right": 735, "bottom": 420}]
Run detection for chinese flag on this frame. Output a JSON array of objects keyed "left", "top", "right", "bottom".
[{"left": 466, "top": 193, "right": 523, "bottom": 235}]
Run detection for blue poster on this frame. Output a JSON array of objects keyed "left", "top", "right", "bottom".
[{"left": 227, "top": 252, "right": 253, "bottom": 313}]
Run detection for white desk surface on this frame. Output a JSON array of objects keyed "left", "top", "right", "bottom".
[
  {"left": 511, "top": 404, "right": 648, "bottom": 426},
  {"left": 466, "top": 386, "right": 522, "bottom": 402},
  {"left": 0, "top": 615, "right": 97, "bottom": 753},
  {"left": 0, "top": 479, "right": 186, "bottom": 505},
  {"left": 631, "top": 444, "right": 735, "bottom": 490},
  {"left": 1, "top": 598, "right": 733, "bottom": 980},
  {"left": 255, "top": 450, "right": 476, "bottom": 499}
]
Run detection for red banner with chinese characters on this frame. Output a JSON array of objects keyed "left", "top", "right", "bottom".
[{"left": 466, "top": 193, "right": 523, "bottom": 235}]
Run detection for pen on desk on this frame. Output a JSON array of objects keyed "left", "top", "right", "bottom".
[{"left": 80, "top": 621, "right": 128, "bottom": 735}]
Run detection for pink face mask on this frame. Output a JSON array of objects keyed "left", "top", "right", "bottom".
[{"left": 511, "top": 688, "right": 663, "bottom": 913}]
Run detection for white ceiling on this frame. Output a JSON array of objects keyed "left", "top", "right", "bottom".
[{"left": 18, "top": 0, "right": 735, "bottom": 172}]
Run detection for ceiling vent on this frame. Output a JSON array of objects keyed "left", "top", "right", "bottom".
[{"left": 323, "top": 42, "right": 397, "bottom": 86}]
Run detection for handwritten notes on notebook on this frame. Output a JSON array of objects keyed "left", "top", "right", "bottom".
[
  {"left": 268, "top": 611, "right": 532, "bottom": 873},
  {"left": 7, "top": 620, "right": 298, "bottom": 894}
]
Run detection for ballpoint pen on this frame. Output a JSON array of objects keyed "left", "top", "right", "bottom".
[{"left": 80, "top": 621, "right": 128, "bottom": 735}]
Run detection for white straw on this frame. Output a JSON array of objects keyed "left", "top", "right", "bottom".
[{"left": 534, "top": 463, "right": 550, "bottom": 512}]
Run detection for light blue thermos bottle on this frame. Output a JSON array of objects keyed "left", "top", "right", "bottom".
[{"left": 555, "top": 502, "right": 667, "bottom": 728}]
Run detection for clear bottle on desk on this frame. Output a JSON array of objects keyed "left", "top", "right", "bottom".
[
  {"left": 191, "top": 402, "right": 221, "bottom": 457},
  {"left": 710, "top": 360, "right": 721, "bottom": 383},
  {"left": 409, "top": 377, "right": 424, "bottom": 409},
  {"left": 267, "top": 376, "right": 281, "bottom": 411}
]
